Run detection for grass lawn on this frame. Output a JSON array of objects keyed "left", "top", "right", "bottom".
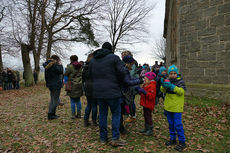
[{"left": 0, "top": 84, "right": 229, "bottom": 152}]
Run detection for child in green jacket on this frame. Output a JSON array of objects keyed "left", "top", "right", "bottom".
[{"left": 160, "top": 65, "right": 186, "bottom": 152}]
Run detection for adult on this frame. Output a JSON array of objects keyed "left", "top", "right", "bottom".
[
  {"left": 83, "top": 53, "right": 98, "bottom": 127},
  {"left": 2, "top": 69, "right": 8, "bottom": 90},
  {"left": 33, "top": 70, "right": 38, "bottom": 84},
  {"left": 64, "top": 55, "right": 83, "bottom": 119},
  {"left": 89, "top": 42, "right": 142, "bottom": 146},
  {"left": 7, "top": 68, "right": 13, "bottom": 90},
  {"left": 121, "top": 51, "right": 139, "bottom": 123},
  {"left": 43, "top": 55, "right": 63, "bottom": 120}
]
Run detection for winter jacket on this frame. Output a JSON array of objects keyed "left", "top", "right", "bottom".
[
  {"left": 43, "top": 60, "right": 64, "bottom": 90},
  {"left": 89, "top": 48, "right": 141, "bottom": 99},
  {"left": 121, "top": 66, "right": 143, "bottom": 105},
  {"left": 64, "top": 63, "right": 83, "bottom": 98},
  {"left": 160, "top": 76, "right": 186, "bottom": 112},
  {"left": 140, "top": 81, "right": 157, "bottom": 111},
  {"left": 82, "top": 62, "right": 93, "bottom": 97}
]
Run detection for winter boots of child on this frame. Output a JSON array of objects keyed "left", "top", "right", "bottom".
[{"left": 140, "top": 124, "right": 153, "bottom": 136}]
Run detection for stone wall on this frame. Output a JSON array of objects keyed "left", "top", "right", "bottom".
[
  {"left": 164, "top": 0, "right": 230, "bottom": 100},
  {"left": 178, "top": 0, "right": 230, "bottom": 85}
]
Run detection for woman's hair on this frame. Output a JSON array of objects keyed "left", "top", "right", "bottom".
[
  {"left": 86, "top": 53, "right": 94, "bottom": 63},
  {"left": 51, "top": 55, "right": 60, "bottom": 61},
  {"left": 122, "top": 50, "right": 133, "bottom": 57},
  {"left": 70, "top": 55, "right": 78, "bottom": 62}
]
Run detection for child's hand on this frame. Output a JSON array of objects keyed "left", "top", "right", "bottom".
[{"left": 163, "top": 81, "right": 176, "bottom": 91}]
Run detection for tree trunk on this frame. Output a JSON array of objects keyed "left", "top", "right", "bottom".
[
  {"left": 46, "top": 30, "right": 53, "bottom": 60},
  {"left": 0, "top": 44, "right": 3, "bottom": 72},
  {"left": 21, "top": 44, "right": 34, "bottom": 87}
]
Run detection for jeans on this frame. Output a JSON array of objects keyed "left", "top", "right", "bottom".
[
  {"left": 84, "top": 96, "right": 98, "bottom": 121},
  {"left": 143, "top": 107, "right": 153, "bottom": 125},
  {"left": 97, "top": 98, "right": 121, "bottom": 141},
  {"left": 48, "top": 88, "right": 61, "bottom": 114},
  {"left": 70, "top": 97, "right": 81, "bottom": 113},
  {"left": 166, "top": 111, "right": 186, "bottom": 143}
]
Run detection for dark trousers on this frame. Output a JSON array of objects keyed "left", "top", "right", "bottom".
[
  {"left": 143, "top": 107, "right": 153, "bottom": 126},
  {"left": 120, "top": 101, "right": 126, "bottom": 132},
  {"left": 48, "top": 88, "right": 61, "bottom": 114},
  {"left": 97, "top": 98, "right": 121, "bottom": 141},
  {"left": 84, "top": 96, "right": 98, "bottom": 121}
]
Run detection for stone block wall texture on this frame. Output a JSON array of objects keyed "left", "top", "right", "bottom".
[
  {"left": 164, "top": 0, "right": 230, "bottom": 100},
  {"left": 165, "top": 0, "right": 230, "bottom": 85}
]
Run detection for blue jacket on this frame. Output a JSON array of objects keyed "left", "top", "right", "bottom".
[
  {"left": 43, "top": 60, "right": 64, "bottom": 90},
  {"left": 89, "top": 48, "right": 141, "bottom": 99}
]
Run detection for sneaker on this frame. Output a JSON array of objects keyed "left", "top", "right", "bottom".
[
  {"left": 111, "top": 139, "right": 127, "bottom": 147},
  {"left": 174, "top": 142, "right": 186, "bottom": 152},
  {"left": 165, "top": 140, "right": 177, "bottom": 146},
  {"left": 100, "top": 139, "right": 107, "bottom": 145},
  {"left": 125, "top": 117, "right": 136, "bottom": 123}
]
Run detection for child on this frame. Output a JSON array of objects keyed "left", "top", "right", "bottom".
[
  {"left": 135, "top": 72, "right": 156, "bottom": 136},
  {"left": 160, "top": 65, "right": 186, "bottom": 152}
]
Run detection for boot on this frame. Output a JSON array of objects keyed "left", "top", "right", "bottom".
[
  {"left": 92, "top": 120, "right": 98, "bottom": 126},
  {"left": 76, "top": 112, "right": 81, "bottom": 118},
  {"left": 71, "top": 112, "right": 76, "bottom": 119},
  {"left": 84, "top": 119, "right": 91, "bottom": 127},
  {"left": 48, "top": 113, "right": 59, "bottom": 120},
  {"left": 143, "top": 124, "right": 153, "bottom": 136},
  {"left": 139, "top": 124, "right": 147, "bottom": 133},
  {"left": 174, "top": 142, "right": 186, "bottom": 152}
]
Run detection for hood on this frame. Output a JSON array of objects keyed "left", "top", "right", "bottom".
[
  {"left": 93, "top": 49, "right": 113, "bottom": 59},
  {"left": 72, "top": 61, "right": 82, "bottom": 69},
  {"left": 43, "top": 59, "right": 56, "bottom": 70}
]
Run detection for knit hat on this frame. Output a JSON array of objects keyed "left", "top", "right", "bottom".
[
  {"left": 122, "top": 56, "right": 135, "bottom": 63},
  {"left": 159, "top": 66, "right": 166, "bottom": 74},
  {"left": 168, "top": 65, "right": 178, "bottom": 75},
  {"left": 145, "top": 72, "right": 156, "bottom": 81},
  {"left": 102, "top": 42, "right": 112, "bottom": 51}
]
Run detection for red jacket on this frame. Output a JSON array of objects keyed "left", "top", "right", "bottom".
[{"left": 140, "top": 81, "right": 156, "bottom": 111}]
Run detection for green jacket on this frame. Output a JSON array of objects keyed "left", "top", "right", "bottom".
[
  {"left": 64, "top": 64, "right": 83, "bottom": 98},
  {"left": 160, "top": 77, "right": 186, "bottom": 112}
]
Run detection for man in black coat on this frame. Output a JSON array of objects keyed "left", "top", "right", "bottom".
[
  {"left": 43, "top": 55, "right": 63, "bottom": 120},
  {"left": 89, "top": 42, "right": 142, "bottom": 146}
]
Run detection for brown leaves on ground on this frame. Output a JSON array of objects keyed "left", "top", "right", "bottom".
[{"left": 0, "top": 84, "right": 229, "bottom": 152}]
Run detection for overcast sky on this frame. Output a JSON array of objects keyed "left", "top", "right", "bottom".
[{"left": 3, "top": 0, "right": 165, "bottom": 69}]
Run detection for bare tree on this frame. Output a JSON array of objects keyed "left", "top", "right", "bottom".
[
  {"left": 98, "top": 0, "right": 154, "bottom": 52},
  {"left": 44, "top": 0, "right": 101, "bottom": 60},
  {"left": 0, "top": 6, "right": 6, "bottom": 72},
  {"left": 152, "top": 37, "right": 166, "bottom": 62}
]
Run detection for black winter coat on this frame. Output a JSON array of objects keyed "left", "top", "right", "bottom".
[
  {"left": 43, "top": 60, "right": 64, "bottom": 90},
  {"left": 82, "top": 62, "right": 93, "bottom": 97},
  {"left": 89, "top": 49, "right": 142, "bottom": 99}
]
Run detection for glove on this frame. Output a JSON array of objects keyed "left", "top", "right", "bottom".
[
  {"left": 161, "top": 78, "right": 165, "bottom": 84},
  {"left": 163, "top": 81, "right": 176, "bottom": 91},
  {"left": 136, "top": 87, "right": 147, "bottom": 95}
]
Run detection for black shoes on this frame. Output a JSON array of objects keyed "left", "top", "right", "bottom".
[
  {"left": 174, "top": 142, "right": 186, "bottom": 152},
  {"left": 48, "top": 113, "right": 59, "bottom": 120},
  {"left": 165, "top": 140, "right": 177, "bottom": 146}
]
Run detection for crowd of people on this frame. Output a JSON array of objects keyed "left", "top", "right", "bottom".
[
  {"left": 43, "top": 42, "right": 187, "bottom": 152},
  {"left": 0, "top": 68, "right": 20, "bottom": 90}
]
